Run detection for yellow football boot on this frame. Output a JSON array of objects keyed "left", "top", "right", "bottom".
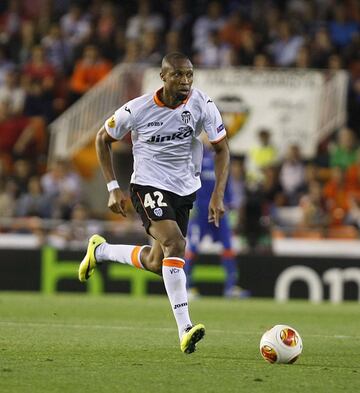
[
  {"left": 78, "top": 234, "right": 106, "bottom": 282},
  {"left": 180, "top": 324, "right": 205, "bottom": 354}
]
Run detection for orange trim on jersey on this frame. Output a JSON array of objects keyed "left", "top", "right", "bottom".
[
  {"left": 153, "top": 88, "right": 191, "bottom": 109},
  {"left": 131, "top": 246, "right": 143, "bottom": 269},
  {"left": 163, "top": 258, "right": 185, "bottom": 268},
  {"left": 210, "top": 133, "right": 227, "bottom": 145}
]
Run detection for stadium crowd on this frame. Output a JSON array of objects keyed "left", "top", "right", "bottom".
[{"left": 0, "top": 0, "right": 360, "bottom": 249}]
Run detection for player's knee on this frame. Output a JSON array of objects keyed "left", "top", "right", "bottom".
[
  {"left": 147, "top": 260, "right": 162, "bottom": 275},
  {"left": 162, "top": 235, "right": 186, "bottom": 258}
]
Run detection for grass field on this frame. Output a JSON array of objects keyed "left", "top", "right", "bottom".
[{"left": 0, "top": 293, "right": 359, "bottom": 393}]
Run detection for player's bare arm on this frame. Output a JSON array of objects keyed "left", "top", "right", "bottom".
[
  {"left": 209, "top": 137, "right": 230, "bottom": 227},
  {"left": 95, "top": 126, "right": 127, "bottom": 216}
]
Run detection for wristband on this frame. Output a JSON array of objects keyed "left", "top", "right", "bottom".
[{"left": 107, "top": 180, "right": 120, "bottom": 192}]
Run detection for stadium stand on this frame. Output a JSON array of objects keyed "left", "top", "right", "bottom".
[{"left": 0, "top": 0, "right": 360, "bottom": 250}]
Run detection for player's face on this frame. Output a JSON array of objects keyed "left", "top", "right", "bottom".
[{"left": 163, "top": 59, "right": 193, "bottom": 101}]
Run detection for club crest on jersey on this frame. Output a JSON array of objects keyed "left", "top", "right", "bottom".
[
  {"left": 107, "top": 116, "right": 115, "bottom": 128},
  {"left": 146, "top": 126, "right": 193, "bottom": 143},
  {"left": 181, "top": 110, "right": 191, "bottom": 124}
]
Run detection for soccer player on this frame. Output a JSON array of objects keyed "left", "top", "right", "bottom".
[
  {"left": 185, "top": 142, "right": 249, "bottom": 298},
  {"left": 78, "top": 52, "right": 230, "bottom": 354}
]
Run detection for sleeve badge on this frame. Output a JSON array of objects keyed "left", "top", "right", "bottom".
[{"left": 107, "top": 115, "right": 116, "bottom": 128}]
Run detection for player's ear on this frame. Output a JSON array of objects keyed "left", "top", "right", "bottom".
[{"left": 160, "top": 71, "right": 165, "bottom": 82}]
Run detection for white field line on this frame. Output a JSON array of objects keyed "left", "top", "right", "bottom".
[{"left": 0, "top": 321, "right": 358, "bottom": 339}]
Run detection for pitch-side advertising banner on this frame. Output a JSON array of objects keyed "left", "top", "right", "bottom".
[
  {"left": 1, "top": 248, "right": 359, "bottom": 302},
  {"left": 143, "top": 68, "right": 348, "bottom": 158}
]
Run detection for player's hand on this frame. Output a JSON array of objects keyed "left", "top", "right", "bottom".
[
  {"left": 108, "top": 188, "right": 127, "bottom": 217},
  {"left": 208, "top": 192, "right": 225, "bottom": 227}
]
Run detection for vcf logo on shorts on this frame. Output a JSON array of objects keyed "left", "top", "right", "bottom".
[{"left": 153, "top": 207, "right": 163, "bottom": 217}]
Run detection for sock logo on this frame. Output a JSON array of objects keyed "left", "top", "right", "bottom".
[
  {"left": 174, "top": 302, "right": 188, "bottom": 310},
  {"left": 169, "top": 268, "right": 180, "bottom": 274}
]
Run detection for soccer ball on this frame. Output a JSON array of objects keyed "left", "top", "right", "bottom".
[{"left": 259, "top": 324, "right": 303, "bottom": 364}]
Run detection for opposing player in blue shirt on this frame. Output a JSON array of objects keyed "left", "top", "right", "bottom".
[{"left": 185, "top": 141, "right": 249, "bottom": 298}]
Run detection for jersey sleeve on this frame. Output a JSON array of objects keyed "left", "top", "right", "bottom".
[
  {"left": 202, "top": 98, "right": 227, "bottom": 144},
  {"left": 104, "top": 102, "right": 134, "bottom": 140}
]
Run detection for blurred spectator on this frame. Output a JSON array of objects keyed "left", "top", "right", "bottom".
[
  {"left": 121, "top": 40, "right": 141, "bottom": 64},
  {"left": 0, "top": 69, "right": 25, "bottom": 115},
  {"left": 294, "top": 45, "right": 310, "bottom": 68},
  {"left": 32, "top": 0, "right": 52, "bottom": 38},
  {"left": 323, "top": 166, "right": 350, "bottom": 226},
  {"left": 0, "top": 177, "right": 16, "bottom": 217},
  {"left": 310, "top": 27, "right": 334, "bottom": 68},
  {"left": 96, "top": 2, "right": 118, "bottom": 42},
  {"left": 22, "top": 45, "right": 56, "bottom": 91},
  {"left": 238, "top": 30, "right": 257, "bottom": 66},
  {"left": 0, "top": 101, "right": 37, "bottom": 159},
  {"left": 166, "top": 0, "right": 192, "bottom": 55},
  {"left": 279, "top": 144, "right": 306, "bottom": 205},
  {"left": 125, "top": 0, "right": 164, "bottom": 41},
  {"left": 253, "top": 53, "right": 270, "bottom": 68},
  {"left": 8, "top": 20, "right": 37, "bottom": 65},
  {"left": 111, "top": 28, "right": 127, "bottom": 63},
  {"left": 0, "top": 45, "right": 15, "bottom": 86},
  {"left": 0, "top": 0, "right": 24, "bottom": 44},
  {"left": 23, "top": 79, "right": 54, "bottom": 121},
  {"left": 91, "top": 3, "right": 121, "bottom": 63},
  {"left": 327, "top": 53, "right": 344, "bottom": 70},
  {"left": 261, "top": 165, "right": 285, "bottom": 214},
  {"left": 299, "top": 180, "right": 328, "bottom": 229},
  {"left": 164, "top": 30, "right": 183, "bottom": 54},
  {"left": 247, "top": 128, "right": 278, "bottom": 183},
  {"left": 345, "top": 149, "right": 360, "bottom": 193},
  {"left": 329, "top": 127, "right": 358, "bottom": 170},
  {"left": 192, "top": 1, "right": 225, "bottom": 53},
  {"left": 343, "top": 31, "right": 360, "bottom": 66},
  {"left": 268, "top": 20, "right": 304, "bottom": 66},
  {"left": 69, "top": 44, "right": 112, "bottom": 102},
  {"left": 328, "top": 3, "right": 359, "bottom": 49},
  {"left": 41, "top": 23, "right": 71, "bottom": 73},
  {"left": 48, "top": 203, "right": 103, "bottom": 249},
  {"left": 139, "top": 31, "right": 162, "bottom": 65},
  {"left": 242, "top": 187, "right": 262, "bottom": 249},
  {"left": 219, "top": 9, "right": 251, "bottom": 50},
  {"left": 194, "top": 29, "right": 234, "bottom": 67},
  {"left": 8, "top": 159, "right": 33, "bottom": 197},
  {"left": 22, "top": 45, "right": 57, "bottom": 120},
  {"left": 60, "top": 3, "right": 91, "bottom": 54},
  {"left": 16, "top": 175, "right": 52, "bottom": 218},
  {"left": 41, "top": 159, "right": 82, "bottom": 203}
]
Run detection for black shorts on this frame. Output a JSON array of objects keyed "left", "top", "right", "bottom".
[{"left": 130, "top": 184, "right": 196, "bottom": 237}]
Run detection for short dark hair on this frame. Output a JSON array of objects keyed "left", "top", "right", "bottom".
[{"left": 161, "top": 52, "right": 190, "bottom": 69}]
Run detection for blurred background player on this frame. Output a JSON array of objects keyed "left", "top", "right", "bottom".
[{"left": 185, "top": 135, "right": 250, "bottom": 298}]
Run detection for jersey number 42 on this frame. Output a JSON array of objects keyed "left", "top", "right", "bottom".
[{"left": 143, "top": 191, "right": 168, "bottom": 209}]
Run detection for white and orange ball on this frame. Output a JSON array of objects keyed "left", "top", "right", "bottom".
[{"left": 259, "top": 324, "right": 303, "bottom": 364}]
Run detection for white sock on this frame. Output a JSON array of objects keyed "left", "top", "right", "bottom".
[
  {"left": 95, "top": 243, "right": 148, "bottom": 269},
  {"left": 162, "top": 257, "right": 192, "bottom": 340}
]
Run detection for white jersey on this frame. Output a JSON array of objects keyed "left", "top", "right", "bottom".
[{"left": 104, "top": 87, "right": 226, "bottom": 196}]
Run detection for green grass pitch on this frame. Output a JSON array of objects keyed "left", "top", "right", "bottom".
[{"left": 0, "top": 293, "right": 359, "bottom": 393}]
